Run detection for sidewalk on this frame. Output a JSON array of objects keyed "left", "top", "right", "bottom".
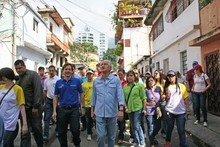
[{"left": 185, "top": 113, "right": 220, "bottom": 147}]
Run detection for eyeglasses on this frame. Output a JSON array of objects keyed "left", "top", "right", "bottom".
[{"left": 154, "top": 72, "right": 159, "bottom": 75}]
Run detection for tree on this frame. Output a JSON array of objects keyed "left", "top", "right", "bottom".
[
  {"left": 70, "top": 42, "right": 98, "bottom": 63},
  {"left": 102, "top": 48, "right": 117, "bottom": 70}
]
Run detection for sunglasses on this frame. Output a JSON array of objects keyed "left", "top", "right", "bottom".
[{"left": 167, "top": 75, "right": 175, "bottom": 78}]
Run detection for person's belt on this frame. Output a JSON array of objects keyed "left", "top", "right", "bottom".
[{"left": 61, "top": 105, "right": 78, "bottom": 109}]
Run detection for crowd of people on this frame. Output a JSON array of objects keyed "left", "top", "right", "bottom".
[{"left": 0, "top": 59, "right": 211, "bottom": 147}]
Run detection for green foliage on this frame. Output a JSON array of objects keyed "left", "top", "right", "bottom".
[
  {"left": 115, "top": 43, "right": 123, "bottom": 56},
  {"left": 102, "top": 48, "right": 117, "bottom": 70},
  {"left": 70, "top": 42, "right": 98, "bottom": 63},
  {"left": 199, "top": 0, "right": 213, "bottom": 8}
]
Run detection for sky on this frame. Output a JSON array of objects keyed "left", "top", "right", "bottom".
[{"left": 29, "top": 0, "right": 118, "bottom": 40}]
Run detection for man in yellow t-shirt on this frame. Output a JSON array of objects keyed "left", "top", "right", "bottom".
[{"left": 82, "top": 69, "right": 94, "bottom": 141}]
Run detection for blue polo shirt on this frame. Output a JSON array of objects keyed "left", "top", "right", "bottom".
[{"left": 54, "top": 77, "right": 83, "bottom": 107}]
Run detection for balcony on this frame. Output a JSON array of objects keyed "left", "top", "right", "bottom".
[{"left": 46, "top": 33, "right": 70, "bottom": 55}]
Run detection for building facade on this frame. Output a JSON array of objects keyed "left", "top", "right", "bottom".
[
  {"left": 144, "top": 0, "right": 201, "bottom": 75},
  {"left": 98, "top": 33, "right": 108, "bottom": 60},
  {"left": 38, "top": 7, "right": 72, "bottom": 75},
  {"left": 0, "top": 1, "right": 51, "bottom": 70},
  {"left": 116, "top": 0, "right": 152, "bottom": 73},
  {"left": 190, "top": 0, "right": 220, "bottom": 116}
]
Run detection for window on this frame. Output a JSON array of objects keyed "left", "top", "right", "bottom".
[
  {"left": 163, "top": 58, "right": 169, "bottom": 74},
  {"left": 156, "top": 62, "right": 160, "bottom": 70},
  {"left": 165, "top": 0, "right": 194, "bottom": 23},
  {"left": 152, "top": 15, "right": 164, "bottom": 40},
  {"left": 180, "top": 50, "right": 187, "bottom": 75},
  {"left": 33, "top": 19, "right": 38, "bottom": 33},
  {"left": 50, "top": 23, "right": 53, "bottom": 32}
]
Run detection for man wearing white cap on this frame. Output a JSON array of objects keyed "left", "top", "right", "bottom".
[{"left": 82, "top": 69, "right": 95, "bottom": 141}]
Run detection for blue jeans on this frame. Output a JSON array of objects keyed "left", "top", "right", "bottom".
[
  {"left": 193, "top": 92, "right": 207, "bottom": 122},
  {"left": 57, "top": 106, "right": 81, "bottom": 147},
  {"left": 43, "top": 98, "right": 53, "bottom": 138},
  {"left": 128, "top": 109, "right": 145, "bottom": 145},
  {"left": 146, "top": 115, "right": 153, "bottom": 136},
  {"left": 96, "top": 116, "right": 117, "bottom": 147},
  {"left": 148, "top": 115, "right": 161, "bottom": 145},
  {"left": 166, "top": 113, "right": 188, "bottom": 147},
  {"left": 0, "top": 115, "right": 4, "bottom": 147}
]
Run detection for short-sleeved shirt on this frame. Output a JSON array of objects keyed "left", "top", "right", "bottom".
[
  {"left": 44, "top": 75, "right": 60, "bottom": 99},
  {"left": 186, "top": 69, "right": 195, "bottom": 90},
  {"left": 54, "top": 77, "right": 83, "bottom": 107},
  {"left": 193, "top": 73, "right": 209, "bottom": 92},
  {"left": 123, "top": 83, "right": 147, "bottom": 113},
  {"left": 165, "top": 83, "right": 188, "bottom": 115},
  {"left": 91, "top": 74, "right": 124, "bottom": 118},
  {"left": 0, "top": 84, "right": 25, "bottom": 131},
  {"left": 82, "top": 81, "right": 93, "bottom": 107},
  {"left": 145, "top": 86, "right": 161, "bottom": 115}
]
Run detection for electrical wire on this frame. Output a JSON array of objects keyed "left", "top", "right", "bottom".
[
  {"left": 53, "top": 0, "right": 112, "bottom": 38},
  {"left": 66, "top": 0, "right": 112, "bottom": 21}
]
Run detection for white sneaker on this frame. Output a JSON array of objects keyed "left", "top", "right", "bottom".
[
  {"left": 194, "top": 120, "right": 199, "bottom": 125},
  {"left": 130, "top": 143, "right": 138, "bottom": 147},
  {"left": 203, "top": 122, "right": 208, "bottom": 127},
  {"left": 87, "top": 134, "right": 91, "bottom": 141},
  {"left": 139, "top": 144, "right": 145, "bottom": 147},
  {"left": 129, "top": 138, "right": 134, "bottom": 143}
]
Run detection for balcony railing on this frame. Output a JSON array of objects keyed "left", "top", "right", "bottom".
[{"left": 47, "top": 33, "right": 70, "bottom": 55}]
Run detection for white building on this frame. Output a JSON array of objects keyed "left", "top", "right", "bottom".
[
  {"left": 0, "top": 1, "right": 51, "bottom": 70},
  {"left": 98, "top": 33, "right": 108, "bottom": 60},
  {"left": 145, "top": 0, "right": 201, "bottom": 75},
  {"left": 116, "top": 0, "right": 152, "bottom": 73},
  {"left": 76, "top": 27, "right": 94, "bottom": 45}
]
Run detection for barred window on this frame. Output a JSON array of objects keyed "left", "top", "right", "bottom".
[
  {"left": 180, "top": 50, "right": 187, "bottom": 75},
  {"left": 165, "top": 0, "right": 194, "bottom": 23}
]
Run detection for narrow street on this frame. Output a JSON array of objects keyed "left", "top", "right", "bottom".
[{"left": 14, "top": 118, "right": 199, "bottom": 147}]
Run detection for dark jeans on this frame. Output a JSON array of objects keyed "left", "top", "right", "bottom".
[
  {"left": 57, "top": 106, "right": 81, "bottom": 147},
  {"left": 194, "top": 92, "right": 207, "bottom": 122},
  {"left": 3, "top": 123, "right": 19, "bottom": 147},
  {"left": 43, "top": 98, "right": 53, "bottom": 138},
  {"left": 20, "top": 108, "right": 43, "bottom": 147},
  {"left": 117, "top": 110, "right": 125, "bottom": 140},
  {"left": 85, "top": 107, "right": 94, "bottom": 135},
  {"left": 166, "top": 113, "right": 188, "bottom": 147}
]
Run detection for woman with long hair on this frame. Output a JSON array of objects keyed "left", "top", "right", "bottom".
[
  {"left": 123, "top": 70, "right": 147, "bottom": 147},
  {"left": 192, "top": 64, "right": 211, "bottom": 127},
  {"left": 0, "top": 67, "right": 28, "bottom": 147},
  {"left": 154, "top": 70, "right": 166, "bottom": 138},
  {"left": 163, "top": 70, "right": 191, "bottom": 147},
  {"left": 145, "top": 76, "right": 162, "bottom": 147}
]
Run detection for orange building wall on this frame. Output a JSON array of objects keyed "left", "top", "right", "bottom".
[
  {"left": 201, "top": 40, "right": 220, "bottom": 71},
  {"left": 200, "top": 0, "right": 220, "bottom": 35}
]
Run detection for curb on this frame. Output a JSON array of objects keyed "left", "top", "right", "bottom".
[{"left": 185, "top": 130, "right": 211, "bottom": 147}]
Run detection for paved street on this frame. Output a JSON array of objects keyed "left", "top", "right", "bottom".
[{"left": 14, "top": 119, "right": 199, "bottom": 147}]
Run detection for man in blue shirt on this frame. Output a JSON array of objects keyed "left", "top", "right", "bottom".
[
  {"left": 52, "top": 63, "right": 83, "bottom": 147},
  {"left": 91, "top": 60, "right": 124, "bottom": 147}
]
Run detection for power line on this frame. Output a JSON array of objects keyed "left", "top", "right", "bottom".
[
  {"left": 53, "top": 0, "right": 112, "bottom": 38},
  {"left": 66, "top": 0, "right": 112, "bottom": 21}
]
